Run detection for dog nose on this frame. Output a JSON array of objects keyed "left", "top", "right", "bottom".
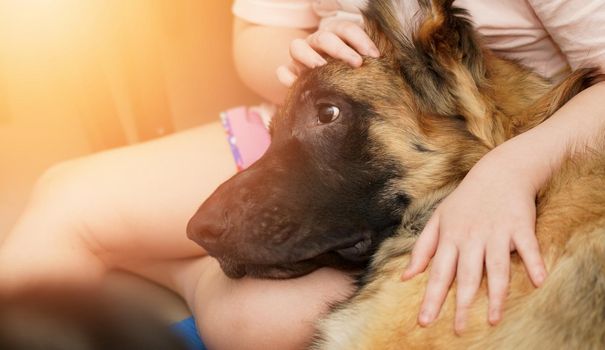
[{"left": 187, "top": 201, "right": 227, "bottom": 254}]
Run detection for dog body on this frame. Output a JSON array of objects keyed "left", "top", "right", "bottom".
[
  {"left": 188, "top": 0, "right": 605, "bottom": 348},
  {"left": 314, "top": 151, "right": 605, "bottom": 349}
]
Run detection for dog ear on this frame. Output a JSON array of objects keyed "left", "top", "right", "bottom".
[
  {"left": 405, "top": 0, "right": 486, "bottom": 115},
  {"left": 363, "top": 0, "right": 492, "bottom": 140},
  {"left": 362, "top": 1, "right": 422, "bottom": 64}
]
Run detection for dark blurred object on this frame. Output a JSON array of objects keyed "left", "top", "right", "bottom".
[{"left": 0, "top": 286, "right": 188, "bottom": 350}]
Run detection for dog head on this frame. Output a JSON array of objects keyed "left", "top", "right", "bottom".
[{"left": 187, "top": 0, "right": 555, "bottom": 278}]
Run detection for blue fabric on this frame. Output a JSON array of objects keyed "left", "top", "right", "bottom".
[{"left": 170, "top": 317, "right": 206, "bottom": 350}]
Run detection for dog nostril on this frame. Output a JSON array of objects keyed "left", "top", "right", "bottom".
[
  {"left": 202, "top": 222, "right": 224, "bottom": 239},
  {"left": 198, "top": 219, "right": 226, "bottom": 240},
  {"left": 187, "top": 220, "right": 227, "bottom": 257}
]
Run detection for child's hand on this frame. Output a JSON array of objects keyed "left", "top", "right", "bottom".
[
  {"left": 401, "top": 147, "right": 547, "bottom": 334},
  {"left": 277, "top": 19, "right": 380, "bottom": 86}
]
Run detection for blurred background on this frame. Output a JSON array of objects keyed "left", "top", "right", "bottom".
[{"left": 0, "top": 0, "right": 260, "bottom": 234}]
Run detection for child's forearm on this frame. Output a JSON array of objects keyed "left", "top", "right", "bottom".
[
  {"left": 489, "top": 82, "right": 605, "bottom": 190},
  {"left": 232, "top": 18, "right": 311, "bottom": 104}
]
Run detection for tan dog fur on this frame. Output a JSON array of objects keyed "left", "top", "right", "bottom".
[{"left": 306, "top": 0, "right": 605, "bottom": 348}]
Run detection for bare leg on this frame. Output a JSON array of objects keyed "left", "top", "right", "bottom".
[
  {"left": 125, "top": 257, "right": 355, "bottom": 350},
  {"left": 0, "top": 122, "right": 234, "bottom": 291}
]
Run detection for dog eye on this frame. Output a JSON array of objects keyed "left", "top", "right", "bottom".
[{"left": 317, "top": 104, "right": 340, "bottom": 124}]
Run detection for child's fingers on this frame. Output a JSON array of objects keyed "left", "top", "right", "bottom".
[
  {"left": 307, "top": 31, "right": 363, "bottom": 67},
  {"left": 276, "top": 61, "right": 306, "bottom": 87},
  {"left": 289, "top": 38, "right": 328, "bottom": 69},
  {"left": 276, "top": 65, "right": 298, "bottom": 87},
  {"left": 330, "top": 21, "right": 380, "bottom": 58},
  {"left": 513, "top": 229, "right": 546, "bottom": 287},
  {"left": 454, "top": 241, "right": 485, "bottom": 334},
  {"left": 418, "top": 243, "right": 458, "bottom": 326},
  {"left": 486, "top": 238, "right": 510, "bottom": 325},
  {"left": 401, "top": 214, "right": 440, "bottom": 280}
]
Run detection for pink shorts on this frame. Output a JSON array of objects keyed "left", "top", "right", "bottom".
[{"left": 220, "top": 106, "right": 272, "bottom": 171}]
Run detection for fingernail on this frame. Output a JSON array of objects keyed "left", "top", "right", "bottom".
[
  {"left": 535, "top": 270, "right": 546, "bottom": 286},
  {"left": 489, "top": 309, "right": 501, "bottom": 325},
  {"left": 349, "top": 54, "right": 362, "bottom": 67},
  {"left": 419, "top": 309, "right": 433, "bottom": 326},
  {"left": 455, "top": 318, "right": 466, "bottom": 334},
  {"left": 315, "top": 58, "right": 328, "bottom": 67},
  {"left": 276, "top": 67, "right": 297, "bottom": 87},
  {"left": 401, "top": 262, "right": 413, "bottom": 280},
  {"left": 369, "top": 47, "right": 380, "bottom": 58},
  {"left": 401, "top": 267, "right": 416, "bottom": 281}
]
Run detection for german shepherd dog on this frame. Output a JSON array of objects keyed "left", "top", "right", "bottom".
[{"left": 188, "top": 0, "right": 605, "bottom": 348}]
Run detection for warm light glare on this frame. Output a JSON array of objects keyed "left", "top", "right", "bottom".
[{"left": 0, "top": 1, "right": 256, "bottom": 233}]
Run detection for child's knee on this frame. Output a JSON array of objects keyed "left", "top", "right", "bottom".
[
  {"left": 30, "top": 158, "right": 103, "bottom": 212},
  {"left": 0, "top": 159, "right": 110, "bottom": 291}
]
